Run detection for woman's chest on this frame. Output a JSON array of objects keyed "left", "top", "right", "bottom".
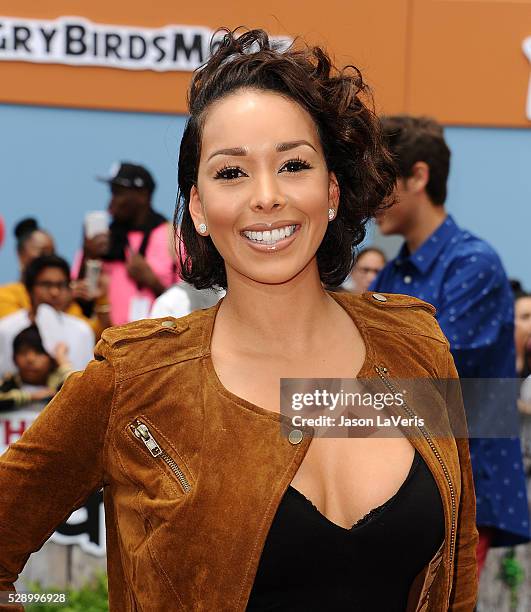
[{"left": 211, "top": 341, "right": 367, "bottom": 414}]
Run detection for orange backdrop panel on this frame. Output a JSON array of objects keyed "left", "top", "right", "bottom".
[
  {"left": 408, "top": 0, "right": 531, "bottom": 126},
  {"left": 0, "top": 0, "right": 409, "bottom": 115}
]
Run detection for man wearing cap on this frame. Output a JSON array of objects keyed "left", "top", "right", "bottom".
[{"left": 79, "top": 162, "right": 177, "bottom": 325}]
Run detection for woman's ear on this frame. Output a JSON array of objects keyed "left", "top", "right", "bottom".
[
  {"left": 189, "top": 185, "right": 207, "bottom": 234},
  {"left": 328, "top": 172, "right": 340, "bottom": 213}
]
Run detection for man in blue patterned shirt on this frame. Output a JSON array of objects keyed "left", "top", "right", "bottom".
[{"left": 371, "top": 115, "right": 530, "bottom": 576}]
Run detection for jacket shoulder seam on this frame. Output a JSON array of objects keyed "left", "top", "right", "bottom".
[
  {"left": 363, "top": 292, "right": 436, "bottom": 315},
  {"left": 364, "top": 324, "right": 449, "bottom": 346},
  {"left": 100, "top": 319, "right": 189, "bottom": 349},
  {"left": 112, "top": 352, "right": 203, "bottom": 383}
]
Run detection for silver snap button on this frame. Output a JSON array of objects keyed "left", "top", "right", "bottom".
[
  {"left": 403, "top": 275, "right": 412, "bottom": 284},
  {"left": 372, "top": 293, "right": 387, "bottom": 302},
  {"left": 161, "top": 320, "right": 176, "bottom": 328},
  {"left": 288, "top": 429, "right": 303, "bottom": 445}
]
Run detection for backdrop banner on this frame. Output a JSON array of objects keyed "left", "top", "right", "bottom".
[{"left": 0, "top": 16, "right": 291, "bottom": 72}]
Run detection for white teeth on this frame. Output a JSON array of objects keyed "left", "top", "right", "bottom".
[{"left": 242, "top": 225, "right": 297, "bottom": 244}]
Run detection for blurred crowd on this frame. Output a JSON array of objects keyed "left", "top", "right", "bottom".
[
  {"left": 0, "top": 161, "right": 225, "bottom": 410},
  {"left": 0, "top": 115, "right": 530, "bottom": 579}
]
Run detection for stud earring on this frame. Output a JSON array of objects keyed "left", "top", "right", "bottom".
[
  {"left": 198, "top": 223, "right": 207, "bottom": 234},
  {"left": 328, "top": 208, "right": 335, "bottom": 221}
]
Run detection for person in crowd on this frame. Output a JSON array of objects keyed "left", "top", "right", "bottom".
[
  {"left": 12, "top": 218, "right": 55, "bottom": 274},
  {"left": 0, "top": 218, "right": 103, "bottom": 335},
  {"left": 74, "top": 163, "right": 178, "bottom": 325},
  {"left": 0, "top": 255, "right": 94, "bottom": 376},
  {"left": 0, "top": 326, "right": 72, "bottom": 411},
  {"left": 371, "top": 115, "right": 530, "bottom": 576},
  {"left": 0, "top": 30, "right": 478, "bottom": 611},
  {"left": 0, "top": 218, "right": 55, "bottom": 318},
  {"left": 513, "top": 284, "right": 531, "bottom": 378},
  {"left": 69, "top": 265, "right": 111, "bottom": 340},
  {"left": 149, "top": 282, "right": 224, "bottom": 318},
  {"left": 345, "top": 246, "right": 386, "bottom": 294}
]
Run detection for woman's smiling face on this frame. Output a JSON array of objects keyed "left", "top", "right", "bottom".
[{"left": 190, "top": 89, "right": 339, "bottom": 286}]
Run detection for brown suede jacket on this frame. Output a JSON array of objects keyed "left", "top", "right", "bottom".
[{"left": 0, "top": 291, "right": 478, "bottom": 611}]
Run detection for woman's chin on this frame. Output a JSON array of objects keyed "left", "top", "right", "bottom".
[{"left": 232, "top": 265, "right": 319, "bottom": 288}]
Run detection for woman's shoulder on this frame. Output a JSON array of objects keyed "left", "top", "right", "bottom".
[
  {"left": 330, "top": 292, "right": 453, "bottom": 380},
  {"left": 330, "top": 290, "right": 447, "bottom": 345},
  {"left": 94, "top": 307, "right": 216, "bottom": 375}
]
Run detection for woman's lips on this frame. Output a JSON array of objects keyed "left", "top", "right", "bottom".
[
  {"left": 240, "top": 224, "right": 300, "bottom": 252},
  {"left": 241, "top": 220, "right": 300, "bottom": 232}
]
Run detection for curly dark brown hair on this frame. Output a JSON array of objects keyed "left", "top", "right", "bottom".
[{"left": 176, "top": 28, "right": 396, "bottom": 289}]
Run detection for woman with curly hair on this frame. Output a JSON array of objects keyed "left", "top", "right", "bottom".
[{"left": 0, "top": 29, "right": 477, "bottom": 611}]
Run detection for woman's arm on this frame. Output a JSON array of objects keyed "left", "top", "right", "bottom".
[
  {"left": 0, "top": 344, "right": 115, "bottom": 609},
  {"left": 446, "top": 352, "right": 479, "bottom": 611}
]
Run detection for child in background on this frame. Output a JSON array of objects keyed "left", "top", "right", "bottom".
[{"left": 0, "top": 325, "right": 72, "bottom": 410}]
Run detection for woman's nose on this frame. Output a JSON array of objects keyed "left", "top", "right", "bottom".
[{"left": 249, "top": 175, "right": 285, "bottom": 212}]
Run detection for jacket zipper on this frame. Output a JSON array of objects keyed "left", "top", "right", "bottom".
[
  {"left": 129, "top": 419, "right": 192, "bottom": 494},
  {"left": 374, "top": 365, "right": 456, "bottom": 597}
]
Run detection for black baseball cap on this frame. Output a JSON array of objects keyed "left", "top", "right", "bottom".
[{"left": 97, "top": 162, "right": 156, "bottom": 193}]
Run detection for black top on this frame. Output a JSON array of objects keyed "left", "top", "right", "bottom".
[{"left": 247, "top": 449, "right": 444, "bottom": 612}]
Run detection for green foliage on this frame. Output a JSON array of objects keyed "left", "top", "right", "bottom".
[
  {"left": 499, "top": 548, "right": 525, "bottom": 611},
  {"left": 25, "top": 572, "right": 108, "bottom": 612}
]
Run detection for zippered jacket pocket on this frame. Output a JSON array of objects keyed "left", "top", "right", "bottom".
[{"left": 129, "top": 418, "right": 192, "bottom": 494}]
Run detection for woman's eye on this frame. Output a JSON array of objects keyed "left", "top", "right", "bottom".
[
  {"left": 214, "top": 166, "right": 247, "bottom": 180},
  {"left": 280, "top": 158, "right": 312, "bottom": 173}
]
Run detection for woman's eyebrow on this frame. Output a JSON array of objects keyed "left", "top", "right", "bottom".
[
  {"left": 207, "top": 140, "right": 317, "bottom": 161},
  {"left": 208, "top": 146, "right": 247, "bottom": 161},
  {"left": 276, "top": 140, "right": 317, "bottom": 153}
]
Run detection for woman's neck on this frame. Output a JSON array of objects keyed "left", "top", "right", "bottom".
[{"left": 215, "top": 263, "right": 337, "bottom": 356}]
